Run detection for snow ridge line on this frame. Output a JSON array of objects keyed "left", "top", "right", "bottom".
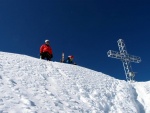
[{"left": 130, "top": 84, "right": 145, "bottom": 113}]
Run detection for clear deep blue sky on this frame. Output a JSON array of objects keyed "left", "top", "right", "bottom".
[{"left": 0, "top": 0, "right": 150, "bottom": 81}]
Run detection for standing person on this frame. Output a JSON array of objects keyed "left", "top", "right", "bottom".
[
  {"left": 40, "top": 39, "right": 53, "bottom": 61},
  {"left": 64, "top": 55, "right": 76, "bottom": 65}
]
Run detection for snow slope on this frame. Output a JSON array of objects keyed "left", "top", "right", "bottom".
[{"left": 0, "top": 51, "right": 150, "bottom": 113}]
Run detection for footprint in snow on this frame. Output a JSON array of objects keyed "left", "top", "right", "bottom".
[
  {"left": 7, "top": 79, "right": 17, "bottom": 87},
  {"left": 20, "top": 96, "right": 36, "bottom": 106},
  {"left": 0, "top": 99, "right": 4, "bottom": 105}
]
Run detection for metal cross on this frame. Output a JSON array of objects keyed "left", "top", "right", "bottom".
[{"left": 107, "top": 39, "right": 141, "bottom": 81}]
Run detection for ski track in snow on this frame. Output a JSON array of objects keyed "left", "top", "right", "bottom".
[{"left": 0, "top": 51, "right": 150, "bottom": 113}]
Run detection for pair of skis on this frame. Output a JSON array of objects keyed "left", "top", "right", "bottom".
[{"left": 61, "top": 52, "right": 64, "bottom": 63}]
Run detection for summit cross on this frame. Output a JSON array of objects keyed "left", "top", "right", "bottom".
[{"left": 107, "top": 39, "right": 141, "bottom": 81}]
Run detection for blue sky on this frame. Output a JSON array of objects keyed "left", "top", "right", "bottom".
[{"left": 0, "top": 0, "right": 150, "bottom": 81}]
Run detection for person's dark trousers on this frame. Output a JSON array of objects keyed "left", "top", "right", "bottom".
[{"left": 41, "top": 52, "right": 52, "bottom": 61}]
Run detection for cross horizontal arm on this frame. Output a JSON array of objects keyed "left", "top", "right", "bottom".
[
  {"left": 107, "top": 50, "right": 122, "bottom": 59},
  {"left": 108, "top": 50, "right": 141, "bottom": 63},
  {"left": 129, "top": 55, "right": 141, "bottom": 63}
]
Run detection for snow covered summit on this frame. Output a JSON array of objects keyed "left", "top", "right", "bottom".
[{"left": 0, "top": 52, "right": 150, "bottom": 113}]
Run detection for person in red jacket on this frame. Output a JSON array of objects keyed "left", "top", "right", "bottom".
[{"left": 40, "top": 40, "right": 53, "bottom": 61}]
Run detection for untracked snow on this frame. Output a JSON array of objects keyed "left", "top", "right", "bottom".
[{"left": 0, "top": 51, "right": 150, "bottom": 113}]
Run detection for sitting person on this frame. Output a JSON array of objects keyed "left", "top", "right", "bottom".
[
  {"left": 40, "top": 39, "right": 53, "bottom": 61},
  {"left": 63, "top": 55, "right": 76, "bottom": 65}
]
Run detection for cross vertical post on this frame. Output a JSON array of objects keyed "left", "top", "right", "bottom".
[{"left": 107, "top": 39, "right": 141, "bottom": 81}]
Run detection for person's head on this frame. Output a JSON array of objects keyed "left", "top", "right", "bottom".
[
  {"left": 45, "top": 40, "right": 50, "bottom": 45},
  {"left": 68, "top": 55, "right": 74, "bottom": 61}
]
